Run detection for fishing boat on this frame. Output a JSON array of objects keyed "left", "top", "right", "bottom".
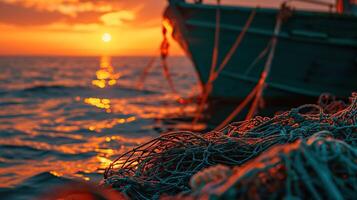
[{"left": 164, "top": 0, "right": 357, "bottom": 124}]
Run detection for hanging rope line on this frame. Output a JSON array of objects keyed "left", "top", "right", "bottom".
[
  {"left": 215, "top": 9, "right": 257, "bottom": 77},
  {"left": 214, "top": 84, "right": 260, "bottom": 131},
  {"left": 210, "top": 0, "right": 221, "bottom": 80},
  {"left": 161, "top": 25, "right": 177, "bottom": 94},
  {"left": 244, "top": 40, "right": 272, "bottom": 76},
  {"left": 136, "top": 24, "right": 177, "bottom": 94},
  {"left": 192, "top": 4, "right": 257, "bottom": 126},
  {"left": 192, "top": 0, "right": 222, "bottom": 126},
  {"left": 136, "top": 56, "right": 156, "bottom": 90},
  {"left": 244, "top": 7, "right": 286, "bottom": 120},
  {"left": 215, "top": 5, "right": 292, "bottom": 130}
]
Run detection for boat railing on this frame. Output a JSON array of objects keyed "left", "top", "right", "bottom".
[
  {"left": 183, "top": 0, "right": 339, "bottom": 12},
  {"left": 286, "top": 0, "right": 336, "bottom": 11},
  {"left": 189, "top": 0, "right": 334, "bottom": 6}
]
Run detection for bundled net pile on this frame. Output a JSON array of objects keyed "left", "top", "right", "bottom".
[
  {"left": 103, "top": 93, "right": 356, "bottom": 199},
  {"left": 168, "top": 132, "right": 357, "bottom": 200}
]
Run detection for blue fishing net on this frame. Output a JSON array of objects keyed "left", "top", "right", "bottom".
[{"left": 104, "top": 93, "right": 356, "bottom": 199}]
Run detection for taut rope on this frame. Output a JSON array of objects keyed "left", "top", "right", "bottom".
[
  {"left": 193, "top": 2, "right": 257, "bottom": 126},
  {"left": 160, "top": 25, "right": 177, "bottom": 94},
  {"left": 215, "top": 4, "right": 292, "bottom": 130},
  {"left": 136, "top": 24, "right": 177, "bottom": 94}
]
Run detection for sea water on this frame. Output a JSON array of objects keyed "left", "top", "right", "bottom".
[{"left": 0, "top": 56, "right": 199, "bottom": 199}]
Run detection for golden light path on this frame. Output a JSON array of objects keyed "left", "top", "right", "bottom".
[{"left": 92, "top": 56, "right": 120, "bottom": 89}]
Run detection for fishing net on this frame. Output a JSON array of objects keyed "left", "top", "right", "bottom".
[
  {"left": 103, "top": 93, "right": 356, "bottom": 199},
  {"left": 318, "top": 93, "right": 348, "bottom": 114},
  {"left": 171, "top": 132, "right": 357, "bottom": 200}
]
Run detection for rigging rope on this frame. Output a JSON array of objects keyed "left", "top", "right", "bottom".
[
  {"left": 215, "top": 4, "right": 291, "bottom": 130},
  {"left": 136, "top": 25, "right": 177, "bottom": 94},
  {"left": 136, "top": 57, "right": 156, "bottom": 90},
  {"left": 192, "top": 4, "right": 257, "bottom": 126},
  {"left": 192, "top": 0, "right": 222, "bottom": 126},
  {"left": 161, "top": 26, "right": 177, "bottom": 94},
  {"left": 244, "top": 7, "right": 284, "bottom": 120},
  {"left": 215, "top": 9, "right": 257, "bottom": 76}
]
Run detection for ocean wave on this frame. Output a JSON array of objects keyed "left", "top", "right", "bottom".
[
  {"left": 21, "top": 85, "right": 87, "bottom": 93},
  {"left": 4, "top": 84, "right": 159, "bottom": 98},
  {"left": 0, "top": 85, "right": 88, "bottom": 97},
  {"left": 0, "top": 172, "right": 74, "bottom": 200},
  {"left": 0, "top": 144, "right": 97, "bottom": 161}
]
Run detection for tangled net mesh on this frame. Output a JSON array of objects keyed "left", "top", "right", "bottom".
[
  {"left": 166, "top": 132, "right": 357, "bottom": 200},
  {"left": 103, "top": 93, "right": 356, "bottom": 199}
]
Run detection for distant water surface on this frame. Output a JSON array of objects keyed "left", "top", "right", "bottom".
[{"left": 0, "top": 56, "right": 200, "bottom": 199}]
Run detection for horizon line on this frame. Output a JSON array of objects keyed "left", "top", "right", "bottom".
[{"left": 0, "top": 54, "right": 186, "bottom": 57}]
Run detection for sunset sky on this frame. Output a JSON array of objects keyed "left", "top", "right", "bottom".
[{"left": 0, "top": 0, "right": 334, "bottom": 56}]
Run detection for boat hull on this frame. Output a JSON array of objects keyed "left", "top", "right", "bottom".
[{"left": 165, "top": 1, "right": 357, "bottom": 100}]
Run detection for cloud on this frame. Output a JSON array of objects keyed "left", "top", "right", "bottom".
[
  {"left": 0, "top": 0, "right": 115, "bottom": 28},
  {"left": 100, "top": 11, "right": 135, "bottom": 26},
  {"left": 0, "top": 0, "right": 165, "bottom": 29},
  {"left": 2, "top": 0, "right": 113, "bottom": 17},
  {"left": 45, "top": 22, "right": 101, "bottom": 32},
  {"left": 0, "top": 1, "right": 64, "bottom": 26}
]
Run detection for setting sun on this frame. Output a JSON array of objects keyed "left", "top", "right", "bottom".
[{"left": 102, "top": 33, "right": 112, "bottom": 43}]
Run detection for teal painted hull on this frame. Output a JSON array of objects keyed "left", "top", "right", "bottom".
[{"left": 165, "top": 1, "right": 357, "bottom": 101}]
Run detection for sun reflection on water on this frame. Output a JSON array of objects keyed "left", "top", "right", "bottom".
[
  {"left": 85, "top": 56, "right": 201, "bottom": 132},
  {"left": 92, "top": 56, "right": 120, "bottom": 88},
  {"left": 87, "top": 116, "right": 137, "bottom": 132},
  {"left": 84, "top": 97, "right": 111, "bottom": 111}
]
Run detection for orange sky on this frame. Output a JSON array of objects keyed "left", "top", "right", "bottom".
[{"left": 0, "top": 0, "right": 335, "bottom": 56}]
